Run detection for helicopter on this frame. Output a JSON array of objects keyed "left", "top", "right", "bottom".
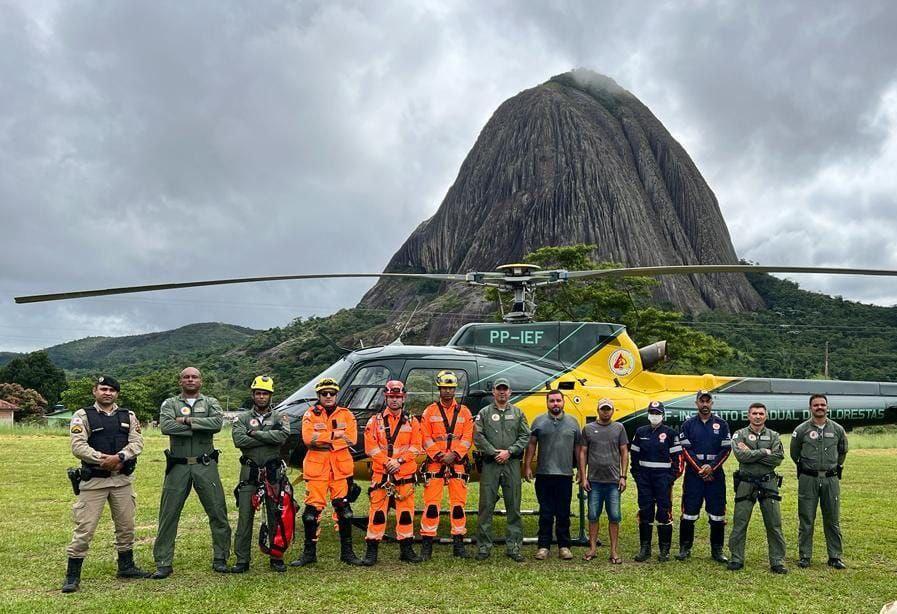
[{"left": 15, "top": 261, "right": 897, "bottom": 481}]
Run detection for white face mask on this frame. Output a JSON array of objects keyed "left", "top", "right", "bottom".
[{"left": 648, "top": 414, "right": 663, "bottom": 426}]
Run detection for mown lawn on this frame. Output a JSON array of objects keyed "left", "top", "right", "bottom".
[{"left": 1, "top": 429, "right": 895, "bottom": 613}]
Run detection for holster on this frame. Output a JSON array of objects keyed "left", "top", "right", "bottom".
[{"left": 66, "top": 468, "right": 81, "bottom": 496}]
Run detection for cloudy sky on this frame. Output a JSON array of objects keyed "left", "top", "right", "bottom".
[{"left": 2, "top": 1, "right": 897, "bottom": 352}]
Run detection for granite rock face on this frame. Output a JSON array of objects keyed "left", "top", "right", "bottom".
[{"left": 361, "top": 69, "right": 763, "bottom": 341}]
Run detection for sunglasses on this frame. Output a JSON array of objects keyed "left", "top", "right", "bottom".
[{"left": 319, "top": 391, "right": 337, "bottom": 397}]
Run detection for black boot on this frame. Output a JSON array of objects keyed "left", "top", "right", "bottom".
[
  {"left": 399, "top": 539, "right": 423, "bottom": 563},
  {"left": 676, "top": 519, "right": 694, "bottom": 561},
  {"left": 634, "top": 523, "right": 652, "bottom": 562},
  {"left": 657, "top": 524, "right": 673, "bottom": 562},
  {"left": 362, "top": 540, "right": 379, "bottom": 567},
  {"left": 269, "top": 558, "right": 286, "bottom": 573},
  {"left": 420, "top": 536, "right": 434, "bottom": 561},
  {"left": 709, "top": 520, "right": 728, "bottom": 563},
  {"left": 337, "top": 517, "right": 364, "bottom": 566},
  {"left": 116, "top": 550, "right": 151, "bottom": 579},
  {"left": 452, "top": 535, "right": 469, "bottom": 559},
  {"left": 61, "top": 557, "right": 83, "bottom": 593},
  {"left": 289, "top": 513, "right": 319, "bottom": 567}
]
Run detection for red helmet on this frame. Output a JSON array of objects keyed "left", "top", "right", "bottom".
[{"left": 384, "top": 380, "right": 406, "bottom": 397}]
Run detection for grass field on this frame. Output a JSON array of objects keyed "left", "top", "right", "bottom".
[{"left": 1, "top": 428, "right": 895, "bottom": 613}]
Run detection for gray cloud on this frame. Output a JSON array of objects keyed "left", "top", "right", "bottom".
[{"left": 2, "top": 0, "right": 897, "bottom": 351}]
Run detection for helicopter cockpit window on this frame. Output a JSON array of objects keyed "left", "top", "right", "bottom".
[
  {"left": 279, "top": 357, "right": 353, "bottom": 408},
  {"left": 404, "top": 369, "right": 469, "bottom": 416},
  {"left": 344, "top": 365, "right": 391, "bottom": 411}
]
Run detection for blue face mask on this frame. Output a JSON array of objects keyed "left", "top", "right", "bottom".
[{"left": 648, "top": 414, "right": 663, "bottom": 426}]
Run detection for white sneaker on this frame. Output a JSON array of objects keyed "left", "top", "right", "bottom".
[{"left": 534, "top": 548, "right": 549, "bottom": 560}]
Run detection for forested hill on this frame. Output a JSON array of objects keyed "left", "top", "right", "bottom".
[
  {"left": 41, "top": 322, "right": 259, "bottom": 371},
  {"left": 693, "top": 274, "right": 897, "bottom": 381}
]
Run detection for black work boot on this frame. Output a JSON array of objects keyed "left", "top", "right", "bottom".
[
  {"left": 634, "top": 523, "right": 652, "bottom": 562},
  {"left": 150, "top": 565, "right": 172, "bottom": 580},
  {"left": 676, "top": 519, "right": 694, "bottom": 561},
  {"left": 269, "top": 558, "right": 286, "bottom": 573},
  {"left": 709, "top": 521, "right": 728, "bottom": 563},
  {"left": 116, "top": 550, "right": 151, "bottom": 579},
  {"left": 229, "top": 562, "right": 250, "bottom": 574},
  {"left": 420, "top": 536, "right": 434, "bottom": 561},
  {"left": 362, "top": 540, "right": 379, "bottom": 567},
  {"left": 452, "top": 534, "right": 469, "bottom": 558},
  {"left": 290, "top": 516, "right": 319, "bottom": 567},
  {"left": 657, "top": 524, "right": 673, "bottom": 562},
  {"left": 399, "top": 539, "right": 423, "bottom": 563},
  {"left": 61, "top": 557, "right": 84, "bottom": 593},
  {"left": 337, "top": 517, "right": 364, "bottom": 566}
]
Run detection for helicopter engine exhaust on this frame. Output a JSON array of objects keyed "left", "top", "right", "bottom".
[{"left": 638, "top": 340, "right": 667, "bottom": 369}]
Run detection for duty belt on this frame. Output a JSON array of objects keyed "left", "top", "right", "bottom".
[
  {"left": 733, "top": 471, "right": 782, "bottom": 502},
  {"left": 799, "top": 467, "right": 838, "bottom": 478},
  {"left": 164, "top": 449, "right": 220, "bottom": 474},
  {"left": 369, "top": 474, "right": 417, "bottom": 500},
  {"left": 421, "top": 465, "right": 470, "bottom": 484}
]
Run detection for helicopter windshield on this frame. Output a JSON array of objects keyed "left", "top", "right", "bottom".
[{"left": 278, "top": 356, "right": 354, "bottom": 408}]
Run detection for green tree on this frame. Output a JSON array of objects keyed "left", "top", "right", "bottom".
[
  {"left": 61, "top": 373, "right": 175, "bottom": 423},
  {"left": 0, "top": 382, "right": 48, "bottom": 422},
  {"left": 488, "top": 244, "right": 734, "bottom": 373},
  {"left": 0, "top": 351, "right": 67, "bottom": 405}
]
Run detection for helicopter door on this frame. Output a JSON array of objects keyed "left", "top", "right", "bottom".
[{"left": 400, "top": 361, "right": 476, "bottom": 417}]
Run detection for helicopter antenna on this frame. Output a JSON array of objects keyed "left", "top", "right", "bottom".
[
  {"left": 317, "top": 330, "right": 352, "bottom": 354},
  {"left": 397, "top": 299, "right": 422, "bottom": 339}
]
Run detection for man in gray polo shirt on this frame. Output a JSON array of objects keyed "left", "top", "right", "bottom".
[
  {"left": 578, "top": 398, "right": 628, "bottom": 563},
  {"left": 524, "top": 389, "right": 583, "bottom": 560}
]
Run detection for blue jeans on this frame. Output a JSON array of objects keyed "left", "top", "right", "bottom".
[{"left": 588, "top": 481, "right": 622, "bottom": 523}]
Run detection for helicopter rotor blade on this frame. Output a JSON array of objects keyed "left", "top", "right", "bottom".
[
  {"left": 13, "top": 272, "right": 469, "bottom": 304},
  {"left": 563, "top": 264, "right": 897, "bottom": 280}
]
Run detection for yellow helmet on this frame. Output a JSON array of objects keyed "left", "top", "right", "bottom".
[
  {"left": 315, "top": 377, "right": 340, "bottom": 394},
  {"left": 250, "top": 375, "right": 274, "bottom": 393},
  {"left": 435, "top": 370, "right": 458, "bottom": 388}
]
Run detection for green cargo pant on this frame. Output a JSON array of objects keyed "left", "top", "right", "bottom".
[
  {"left": 153, "top": 462, "right": 232, "bottom": 567},
  {"left": 234, "top": 482, "right": 260, "bottom": 565},
  {"left": 728, "top": 476, "right": 786, "bottom": 567},
  {"left": 797, "top": 474, "right": 842, "bottom": 560},
  {"left": 477, "top": 460, "right": 523, "bottom": 555}
]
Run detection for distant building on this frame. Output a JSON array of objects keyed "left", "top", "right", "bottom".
[
  {"left": 0, "top": 399, "right": 18, "bottom": 425},
  {"left": 45, "top": 406, "right": 75, "bottom": 426}
]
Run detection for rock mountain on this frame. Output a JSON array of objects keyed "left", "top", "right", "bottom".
[{"left": 361, "top": 69, "right": 763, "bottom": 341}]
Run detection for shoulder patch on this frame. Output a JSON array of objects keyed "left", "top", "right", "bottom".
[
  {"left": 732, "top": 432, "right": 739, "bottom": 440},
  {"left": 70, "top": 425, "right": 83, "bottom": 434}
]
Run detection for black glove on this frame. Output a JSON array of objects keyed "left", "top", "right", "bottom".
[
  {"left": 836, "top": 465, "right": 843, "bottom": 479},
  {"left": 796, "top": 461, "right": 802, "bottom": 480}
]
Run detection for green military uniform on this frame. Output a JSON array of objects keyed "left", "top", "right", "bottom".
[
  {"left": 473, "top": 402, "right": 530, "bottom": 556},
  {"left": 790, "top": 419, "right": 848, "bottom": 562},
  {"left": 728, "top": 425, "right": 787, "bottom": 568},
  {"left": 231, "top": 407, "right": 290, "bottom": 566},
  {"left": 153, "top": 394, "right": 232, "bottom": 569}
]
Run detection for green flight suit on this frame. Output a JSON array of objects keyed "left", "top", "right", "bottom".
[
  {"left": 232, "top": 408, "right": 290, "bottom": 565},
  {"left": 153, "top": 394, "right": 232, "bottom": 567},
  {"left": 790, "top": 418, "right": 848, "bottom": 560},
  {"left": 473, "top": 403, "right": 530, "bottom": 555},
  {"left": 728, "top": 425, "right": 786, "bottom": 567}
]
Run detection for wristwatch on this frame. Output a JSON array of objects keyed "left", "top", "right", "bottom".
[{"left": 117, "top": 452, "right": 126, "bottom": 462}]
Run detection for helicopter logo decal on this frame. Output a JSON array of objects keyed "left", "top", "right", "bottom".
[{"left": 609, "top": 349, "right": 635, "bottom": 376}]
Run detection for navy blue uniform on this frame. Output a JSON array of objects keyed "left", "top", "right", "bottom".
[
  {"left": 630, "top": 424, "right": 681, "bottom": 524},
  {"left": 679, "top": 414, "right": 731, "bottom": 521}
]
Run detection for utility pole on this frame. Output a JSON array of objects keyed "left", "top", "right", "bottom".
[{"left": 824, "top": 341, "right": 829, "bottom": 379}]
